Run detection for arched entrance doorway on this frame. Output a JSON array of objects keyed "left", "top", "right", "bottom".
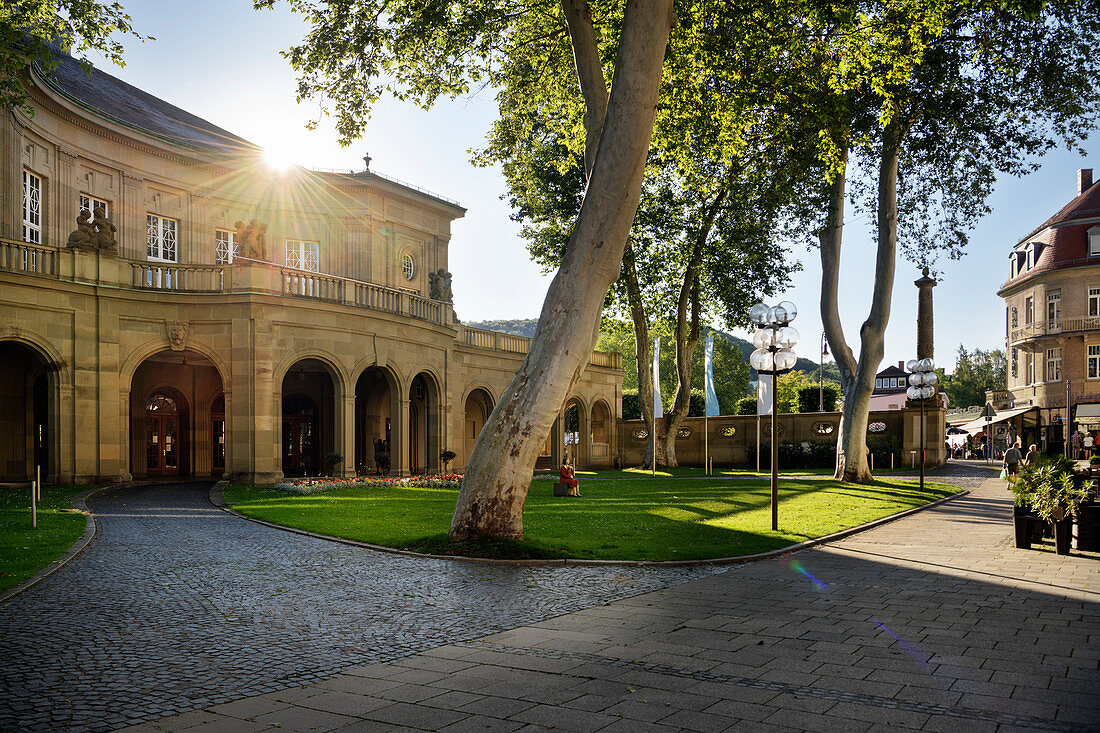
[
  {"left": 591, "top": 399, "right": 612, "bottom": 468},
  {"left": 0, "top": 341, "right": 55, "bottom": 481},
  {"left": 409, "top": 372, "right": 440, "bottom": 475},
  {"left": 281, "top": 358, "right": 338, "bottom": 478},
  {"left": 564, "top": 398, "right": 586, "bottom": 467},
  {"left": 144, "top": 391, "right": 185, "bottom": 476},
  {"left": 130, "top": 349, "right": 223, "bottom": 479},
  {"left": 463, "top": 388, "right": 494, "bottom": 470},
  {"left": 355, "top": 367, "right": 396, "bottom": 475}
]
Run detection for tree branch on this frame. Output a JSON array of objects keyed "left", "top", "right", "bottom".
[{"left": 560, "top": 0, "right": 608, "bottom": 180}]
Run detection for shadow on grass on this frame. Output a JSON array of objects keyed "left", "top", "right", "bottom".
[{"left": 225, "top": 477, "right": 955, "bottom": 562}]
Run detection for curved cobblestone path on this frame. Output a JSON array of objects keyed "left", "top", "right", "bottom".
[{"left": 0, "top": 483, "right": 727, "bottom": 732}]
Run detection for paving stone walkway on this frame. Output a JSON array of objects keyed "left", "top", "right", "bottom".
[
  {"left": 0, "top": 483, "right": 725, "bottom": 732},
  {"left": 3, "top": 463, "right": 1097, "bottom": 732},
  {"left": 125, "top": 465, "right": 1097, "bottom": 733}
]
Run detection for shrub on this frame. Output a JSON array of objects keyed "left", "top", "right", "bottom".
[
  {"left": 622, "top": 389, "right": 641, "bottom": 420},
  {"left": 440, "top": 449, "right": 457, "bottom": 471},
  {"left": 797, "top": 383, "right": 840, "bottom": 413},
  {"left": 736, "top": 396, "right": 757, "bottom": 415},
  {"left": 746, "top": 440, "right": 837, "bottom": 470}
]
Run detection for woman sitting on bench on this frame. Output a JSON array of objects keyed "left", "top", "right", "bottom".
[{"left": 558, "top": 461, "right": 581, "bottom": 496}]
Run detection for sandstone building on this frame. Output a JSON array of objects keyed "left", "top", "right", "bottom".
[
  {"left": 998, "top": 167, "right": 1100, "bottom": 452},
  {"left": 0, "top": 52, "right": 621, "bottom": 483}
]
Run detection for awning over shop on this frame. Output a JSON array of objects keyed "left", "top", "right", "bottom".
[
  {"left": 1075, "top": 403, "right": 1100, "bottom": 425},
  {"left": 958, "top": 405, "right": 1037, "bottom": 434}
]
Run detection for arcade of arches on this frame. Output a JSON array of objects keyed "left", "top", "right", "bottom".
[{"left": 0, "top": 335, "right": 619, "bottom": 484}]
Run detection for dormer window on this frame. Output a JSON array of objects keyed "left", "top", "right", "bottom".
[
  {"left": 1089, "top": 226, "right": 1100, "bottom": 257},
  {"left": 1026, "top": 242, "right": 1035, "bottom": 270}
]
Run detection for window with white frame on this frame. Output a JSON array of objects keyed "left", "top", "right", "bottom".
[
  {"left": 1090, "top": 288, "right": 1100, "bottom": 318},
  {"left": 1047, "top": 290, "right": 1061, "bottom": 323},
  {"left": 1025, "top": 296, "right": 1034, "bottom": 324},
  {"left": 215, "top": 229, "right": 237, "bottom": 264},
  {"left": 1026, "top": 243, "right": 1035, "bottom": 269},
  {"left": 875, "top": 379, "right": 882, "bottom": 389},
  {"left": 22, "top": 170, "right": 41, "bottom": 244},
  {"left": 401, "top": 252, "right": 415, "bottom": 281},
  {"left": 79, "top": 193, "right": 108, "bottom": 217},
  {"left": 1046, "top": 347, "right": 1062, "bottom": 382},
  {"left": 1089, "top": 226, "right": 1100, "bottom": 257},
  {"left": 1089, "top": 345, "right": 1100, "bottom": 379},
  {"left": 286, "top": 240, "right": 319, "bottom": 272},
  {"left": 1026, "top": 353, "right": 1035, "bottom": 384},
  {"left": 147, "top": 214, "right": 178, "bottom": 262}
]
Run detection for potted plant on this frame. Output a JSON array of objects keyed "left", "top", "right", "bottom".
[
  {"left": 1014, "top": 457, "right": 1089, "bottom": 554},
  {"left": 440, "top": 449, "right": 457, "bottom": 473}
]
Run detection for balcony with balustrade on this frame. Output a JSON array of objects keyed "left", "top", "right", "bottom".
[
  {"left": 0, "top": 237, "right": 622, "bottom": 370},
  {"left": 1008, "top": 316, "right": 1100, "bottom": 351}
]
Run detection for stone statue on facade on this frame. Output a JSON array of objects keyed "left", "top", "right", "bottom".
[
  {"left": 234, "top": 219, "right": 268, "bottom": 261},
  {"left": 428, "top": 269, "right": 443, "bottom": 300},
  {"left": 66, "top": 209, "right": 96, "bottom": 250},
  {"left": 91, "top": 204, "right": 117, "bottom": 252},
  {"left": 166, "top": 321, "right": 188, "bottom": 351},
  {"left": 442, "top": 270, "right": 453, "bottom": 303}
]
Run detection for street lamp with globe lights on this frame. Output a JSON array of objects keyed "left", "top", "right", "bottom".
[
  {"left": 749, "top": 301, "right": 798, "bottom": 531},
  {"left": 906, "top": 358, "right": 939, "bottom": 492}
]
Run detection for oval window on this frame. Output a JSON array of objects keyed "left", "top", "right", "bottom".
[
  {"left": 631, "top": 428, "right": 649, "bottom": 440},
  {"left": 401, "top": 253, "right": 415, "bottom": 281},
  {"left": 868, "top": 422, "right": 887, "bottom": 433},
  {"left": 677, "top": 428, "right": 691, "bottom": 439},
  {"left": 764, "top": 424, "right": 784, "bottom": 436},
  {"left": 720, "top": 425, "right": 737, "bottom": 437},
  {"left": 813, "top": 422, "right": 835, "bottom": 436}
]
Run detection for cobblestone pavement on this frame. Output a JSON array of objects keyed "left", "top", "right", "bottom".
[
  {"left": 0, "top": 483, "right": 727, "bottom": 732},
  {"left": 125, "top": 468, "right": 1099, "bottom": 733}
]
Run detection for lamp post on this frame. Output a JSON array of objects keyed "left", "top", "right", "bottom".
[
  {"left": 906, "top": 358, "right": 938, "bottom": 492},
  {"left": 749, "top": 300, "right": 799, "bottom": 531}
]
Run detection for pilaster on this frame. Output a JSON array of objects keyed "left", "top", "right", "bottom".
[{"left": 121, "top": 173, "right": 143, "bottom": 259}]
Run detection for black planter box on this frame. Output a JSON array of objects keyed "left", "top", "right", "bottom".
[
  {"left": 1054, "top": 518, "right": 1073, "bottom": 555},
  {"left": 1077, "top": 503, "right": 1100, "bottom": 552}
]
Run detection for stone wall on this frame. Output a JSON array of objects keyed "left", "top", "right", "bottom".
[{"left": 619, "top": 407, "right": 946, "bottom": 469}]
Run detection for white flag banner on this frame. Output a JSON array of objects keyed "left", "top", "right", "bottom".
[
  {"left": 653, "top": 337, "right": 664, "bottom": 419},
  {"left": 704, "top": 336, "right": 719, "bottom": 417},
  {"left": 757, "top": 374, "right": 773, "bottom": 415}
]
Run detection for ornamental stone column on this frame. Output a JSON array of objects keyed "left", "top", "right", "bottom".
[{"left": 915, "top": 267, "right": 936, "bottom": 361}]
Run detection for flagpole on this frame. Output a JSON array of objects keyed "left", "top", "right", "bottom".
[{"left": 705, "top": 414, "right": 709, "bottom": 476}]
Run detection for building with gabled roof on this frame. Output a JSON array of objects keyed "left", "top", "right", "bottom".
[{"left": 998, "top": 167, "right": 1100, "bottom": 453}]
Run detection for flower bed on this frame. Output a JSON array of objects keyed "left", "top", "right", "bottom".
[{"left": 276, "top": 474, "right": 463, "bottom": 495}]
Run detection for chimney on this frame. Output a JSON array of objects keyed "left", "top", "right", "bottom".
[
  {"left": 1080, "top": 168, "right": 1094, "bottom": 195},
  {"left": 898, "top": 361, "right": 904, "bottom": 369}
]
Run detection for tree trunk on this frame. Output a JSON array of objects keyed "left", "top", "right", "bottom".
[
  {"left": 821, "top": 122, "right": 904, "bottom": 484},
  {"left": 450, "top": 0, "right": 676, "bottom": 539}
]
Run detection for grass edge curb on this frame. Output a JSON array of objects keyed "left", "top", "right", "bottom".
[
  {"left": 210, "top": 484, "right": 969, "bottom": 567},
  {"left": 0, "top": 485, "right": 107, "bottom": 606}
]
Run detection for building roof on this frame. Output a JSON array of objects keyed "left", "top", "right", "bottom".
[
  {"left": 876, "top": 364, "right": 907, "bottom": 379},
  {"left": 1017, "top": 176, "right": 1100, "bottom": 245},
  {"left": 33, "top": 50, "right": 259, "bottom": 154}
]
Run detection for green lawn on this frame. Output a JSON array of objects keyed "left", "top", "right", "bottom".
[
  {"left": 0, "top": 485, "right": 91, "bottom": 593},
  {"left": 568, "top": 466, "right": 916, "bottom": 479},
  {"left": 224, "top": 477, "right": 955, "bottom": 561}
]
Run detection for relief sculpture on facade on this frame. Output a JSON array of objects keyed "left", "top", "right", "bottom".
[{"left": 428, "top": 268, "right": 453, "bottom": 302}]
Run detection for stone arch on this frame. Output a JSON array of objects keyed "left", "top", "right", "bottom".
[
  {"left": 563, "top": 394, "right": 588, "bottom": 468},
  {"left": 460, "top": 386, "right": 496, "bottom": 472},
  {"left": 0, "top": 338, "right": 62, "bottom": 481},
  {"left": 0, "top": 326, "right": 71, "bottom": 388},
  {"left": 590, "top": 397, "right": 613, "bottom": 468},
  {"left": 407, "top": 368, "right": 443, "bottom": 474},
  {"left": 280, "top": 356, "right": 343, "bottom": 478},
  {"left": 120, "top": 337, "right": 231, "bottom": 392},
  {"left": 353, "top": 362, "right": 402, "bottom": 475},
  {"left": 129, "top": 350, "right": 223, "bottom": 478}
]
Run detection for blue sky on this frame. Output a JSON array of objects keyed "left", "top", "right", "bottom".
[{"left": 93, "top": 1, "right": 1099, "bottom": 373}]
